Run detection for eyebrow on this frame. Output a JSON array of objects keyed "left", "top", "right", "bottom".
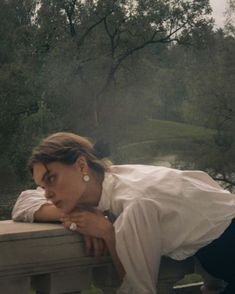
[
  {"left": 41, "top": 170, "right": 50, "bottom": 183},
  {"left": 36, "top": 164, "right": 50, "bottom": 186}
]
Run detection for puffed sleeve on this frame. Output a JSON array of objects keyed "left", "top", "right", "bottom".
[
  {"left": 115, "top": 198, "right": 162, "bottom": 294},
  {"left": 12, "top": 187, "right": 48, "bottom": 223}
]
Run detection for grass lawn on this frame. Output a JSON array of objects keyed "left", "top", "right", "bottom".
[
  {"left": 30, "top": 284, "right": 108, "bottom": 294},
  {"left": 112, "top": 119, "right": 214, "bottom": 164},
  {"left": 117, "top": 119, "right": 213, "bottom": 145},
  {"left": 30, "top": 274, "right": 202, "bottom": 293}
]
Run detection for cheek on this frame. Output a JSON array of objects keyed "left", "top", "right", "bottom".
[
  {"left": 58, "top": 170, "right": 85, "bottom": 199},
  {"left": 58, "top": 172, "right": 76, "bottom": 190},
  {"left": 61, "top": 178, "right": 83, "bottom": 200}
]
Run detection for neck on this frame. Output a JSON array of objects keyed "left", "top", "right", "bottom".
[{"left": 80, "top": 170, "right": 104, "bottom": 207}]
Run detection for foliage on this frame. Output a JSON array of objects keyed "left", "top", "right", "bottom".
[
  {"left": 110, "top": 119, "right": 214, "bottom": 165},
  {"left": 0, "top": 0, "right": 234, "bottom": 192},
  {"left": 181, "top": 31, "right": 235, "bottom": 190},
  {"left": 225, "top": 0, "right": 235, "bottom": 36}
]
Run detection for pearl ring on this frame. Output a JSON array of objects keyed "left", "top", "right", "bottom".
[{"left": 69, "top": 222, "right": 77, "bottom": 231}]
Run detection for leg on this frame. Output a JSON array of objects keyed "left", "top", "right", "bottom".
[
  {"left": 196, "top": 219, "right": 235, "bottom": 293},
  {"left": 195, "top": 257, "right": 226, "bottom": 293},
  {"left": 220, "top": 283, "right": 235, "bottom": 294}
]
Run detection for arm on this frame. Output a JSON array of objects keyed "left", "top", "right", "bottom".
[
  {"left": 64, "top": 202, "right": 162, "bottom": 293},
  {"left": 34, "top": 203, "right": 61, "bottom": 222},
  {"left": 114, "top": 200, "right": 162, "bottom": 294},
  {"left": 12, "top": 187, "right": 61, "bottom": 222},
  {"left": 102, "top": 220, "right": 125, "bottom": 280},
  {"left": 61, "top": 209, "right": 125, "bottom": 280}
]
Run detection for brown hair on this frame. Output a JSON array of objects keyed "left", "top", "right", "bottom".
[{"left": 28, "top": 132, "right": 111, "bottom": 174}]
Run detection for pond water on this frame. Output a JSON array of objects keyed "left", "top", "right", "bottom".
[{"left": 152, "top": 154, "right": 177, "bottom": 167}]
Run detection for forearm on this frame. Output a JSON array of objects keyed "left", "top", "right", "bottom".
[
  {"left": 61, "top": 209, "right": 125, "bottom": 279},
  {"left": 34, "top": 203, "right": 62, "bottom": 222},
  {"left": 103, "top": 224, "right": 125, "bottom": 280}
]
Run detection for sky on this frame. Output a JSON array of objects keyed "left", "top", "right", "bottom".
[{"left": 210, "top": 0, "right": 227, "bottom": 27}]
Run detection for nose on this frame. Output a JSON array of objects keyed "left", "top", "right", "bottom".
[{"left": 45, "top": 189, "right": 55, "bottom": 200}]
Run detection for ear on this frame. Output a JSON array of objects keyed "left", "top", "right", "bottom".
[{"left": 75, "top": 155, "right": 88, "bottom": 171}]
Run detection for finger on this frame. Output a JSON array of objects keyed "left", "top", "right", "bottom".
[
  {"left": 76, "top": 206, "right": 96, "bottom": 213},
  {"left": 93, "top": 238, "right": 107, "bottom": 255},
  {"left": 69, "top": 220, "right": 86, "bottom": 229},
  {"left": 103, "top": 241, "right": 109, "bottom": 255},
  {"left": 83, "top": 235, "right": 92, "bottom": 256},
  {"left": 62, "top": 220, "right": 73, "bottom": 229},
  {"left": 69, "top": 211, "right": 86, "bottom": 218},
  {"left": 70, "top": 212, "right": 100, "bottom": 223},
  {"left": 60, "top": 216, "right": 70, "bottom": 223},
  {"left": 69, "top": 215, "right": 84, "bottom": 223},
  {"left": 92, "top": 238, "right": 103, "bottom": 257},
  {"left": 97, "top": 238, "right": 105, "bottom": 255}
]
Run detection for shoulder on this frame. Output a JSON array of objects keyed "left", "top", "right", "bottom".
[
  {"left": 11, "top": 187, "right": 48, "bottom": 222},
  {"left": 109, "top": 164, "right": 182, "bottom": 181},
  {"left": 181, "top": 170, "right": 226, "bottom": 191},
  {"left": 17, "top": 187, "right": 46, "bottom": 201}
]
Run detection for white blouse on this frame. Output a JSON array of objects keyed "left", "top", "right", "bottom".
[{"left": 12, "top": 165, "right": 235, "bottom": 294}]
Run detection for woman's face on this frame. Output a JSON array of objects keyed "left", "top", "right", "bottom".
[{"left": 33, "top": 160, "right": 87, "bottom": 213}]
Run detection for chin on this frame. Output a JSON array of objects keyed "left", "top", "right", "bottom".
[
  {"left": 78, "top": 198, "right": 95, "bottom": 207},
  {"left": 60, "top": 206, "right": 74, "bottom": 214}
]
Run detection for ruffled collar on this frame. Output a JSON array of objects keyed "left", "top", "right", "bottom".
[{"left": 97, "top": 171, "right": 115, "bottom": 211}]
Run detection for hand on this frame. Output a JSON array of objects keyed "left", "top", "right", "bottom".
[
  {"left": 61, "top": 208, "right": 113, "bottom": 240},
  {"left": 83, "top": 235, "right": 108, "bottom": 257}
]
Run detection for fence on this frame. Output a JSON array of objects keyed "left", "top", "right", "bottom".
[{"left": 0, "top": 220, "right": 225, "bottom": 294}]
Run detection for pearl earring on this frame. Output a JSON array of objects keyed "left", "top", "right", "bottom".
[{"left": 83, "top": 174, "right": 90, "bottom": 182}]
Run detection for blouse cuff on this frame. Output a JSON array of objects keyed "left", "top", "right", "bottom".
[{"left": 11, "top": 188, "right": 47, "bottom": 223}]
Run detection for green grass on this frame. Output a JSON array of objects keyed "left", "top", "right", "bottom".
[
  {"left": 111, "top": 119, "right": 214, "bottom": 164},
  {"left": 30, "top": 275, "right": 202, "bottom": 293},
  {"left": 176, "top": 273, "right": 202, "bottom": 285},
  {"left": 80, "top": 285, "right": 103, "bottom": 294},
  {"left": 30, "top": 285, "right": 112, "bottom": 294},
  {"left": 117, "top": 119, "right": 213, "bottom": 145}
]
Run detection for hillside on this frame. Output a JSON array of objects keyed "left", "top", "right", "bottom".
[{"left": 111, "top": 119, "right": 214, "bottom": 164}]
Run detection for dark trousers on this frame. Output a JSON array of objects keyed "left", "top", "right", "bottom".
[{"left": 196, "top": 219, "right": 235, "bottom": 294}]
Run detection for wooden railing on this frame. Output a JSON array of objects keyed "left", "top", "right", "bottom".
[{"left": 0, "top": 220, "right": 225, "bottom": 294}]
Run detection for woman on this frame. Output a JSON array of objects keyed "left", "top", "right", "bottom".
[{"left": 12, "top": 132, "right": 235, "bottom": 294}]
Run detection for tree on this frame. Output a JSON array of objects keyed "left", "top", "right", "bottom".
[
  {"left": 0, "top": 0, "right": 214, "bottom": 184},
  {"left": 33, "top": 0, "right": 213, "bottom": 126},
  {"left": 180, "top": 30, "right": 235, "bottom": 191},
  {"left": 225, "top": 0, "right": 235, "bottom": 36}
]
